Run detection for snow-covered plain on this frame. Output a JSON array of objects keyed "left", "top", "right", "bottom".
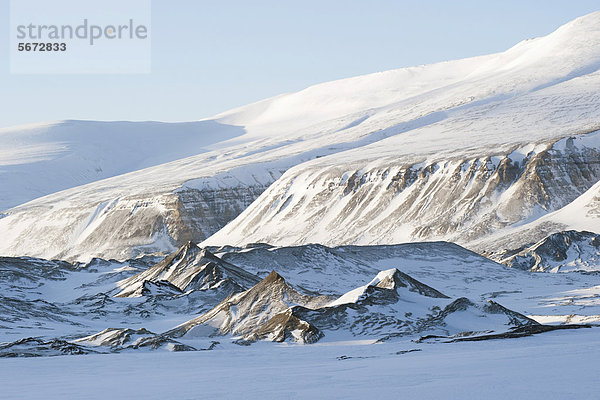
[{"left": 1, "top": 329, "right": 599, "bottom": 399}]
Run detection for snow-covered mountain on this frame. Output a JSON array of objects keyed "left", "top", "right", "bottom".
[
  {"left": 205, "top": 131, "right": 600, "bottom": 252},
  {"left": 4, "top": 12, "right": 600, "bottom": 399},
  {"left": 1, "top": 12, "right": 600, "bottom": 261}
]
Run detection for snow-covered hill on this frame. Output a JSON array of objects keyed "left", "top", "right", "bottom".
[
  {"left": 1, "top": 13, "right": 600, "bottom": 261},
  {"left": 115, "top": 241, "right": 260, "bottom": 297},
  {"left": 0, "top": 120, "right": 244, "bottom": 211},
  {"left": 166, "top": 268, "right": 538, "bottom": 344},
  {"left": 166, "top": 270, "right": 331, "bottom": 343}
]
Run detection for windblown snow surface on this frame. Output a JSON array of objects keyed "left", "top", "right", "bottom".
[
  {"left": 2, "top": 329, "right": 599, "bottom": 399},
  {"left": 0, "top": 120, "right": 245, "bottom": 211}
]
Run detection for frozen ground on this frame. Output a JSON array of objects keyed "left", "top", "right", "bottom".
[{"left": 1, "top": 328, "right": 598, "bottom": 399}]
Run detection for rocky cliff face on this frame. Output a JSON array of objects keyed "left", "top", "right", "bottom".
[
  {"left": 471, "top": 174, "right": 600, "bottom": 260},
  {"left": 205, "top": 131, "right": 600, "bottom": 253},
  {"left": 171, "top": 185, "right": 274, "bottom": 244},
  {"left": 0, "top": 182, "right": 273, "bottom": 262}
]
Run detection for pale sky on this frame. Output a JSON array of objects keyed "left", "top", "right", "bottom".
[{"left": 0, "top": 0, "right": 598, "bottom": 128}]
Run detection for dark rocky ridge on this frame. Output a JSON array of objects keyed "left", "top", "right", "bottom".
[
  {"left": 165, "top": 270, "right": 331, "bottom": 340},
  {"left": 502, "top": 230, "right": 600, "bottom": 272},
  {"left": 116, "top": 241, "right": 260, "bottom": 297},
  {"left": 167, "top": 269, "right": 540, "bottom": 344}
]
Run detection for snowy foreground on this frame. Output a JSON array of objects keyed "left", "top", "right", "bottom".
[{"left": 2, "top": 328, "right": 598, "bottom": 399}]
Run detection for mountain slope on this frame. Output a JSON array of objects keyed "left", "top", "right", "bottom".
[
  {"left": 472, "top": 178, "right": 600, "bottom": 258},
  {"left": 205, "top": 128, "right": 600, "bottom": 250},
  {"left": 166, "top": 271, "right": 331, "bottom": 341},
  {"left": 0, "top": 120, "right": 244, "bottom": 211},
  {"left": 2, "top": 13, "right": 600, "bottom": 260}
]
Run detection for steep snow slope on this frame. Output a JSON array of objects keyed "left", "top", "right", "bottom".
[
  {"left": 2, "top": 13, "right": 600, "bottom": 260},
  {"left": 0, "top": 120, "right": 244, "bottom": 211}
]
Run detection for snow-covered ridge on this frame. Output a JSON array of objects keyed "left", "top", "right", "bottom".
[
  {"left": 327, "top": 268, "right": 448, "bottom": 307},
  {"left": 115, "top": 241, "right": 260, "bottom": 297},
  {"left": 1, "top": 241, "right": 599, "bottom": 355},
  {"left": 163, "top": 266, "right": 539, "bottom": 344},
  {"left": 501, "top": 230, "right": 600, "bottom": 272},
  {"left": 214, "top": 11, "right": 600, "bottom": 134}
]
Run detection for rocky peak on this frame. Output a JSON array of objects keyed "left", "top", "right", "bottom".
[{"left": 374, "top": 269, "right": 449, "bottom": 299}]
